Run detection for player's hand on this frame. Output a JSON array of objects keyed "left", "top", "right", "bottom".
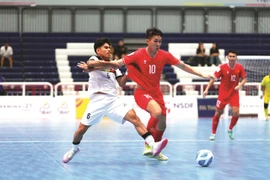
[
  {"left": 202, "top": 74, "right": 217, "bottom": 81},
  {"left": 203, "top": 90, "right": 208, "bottom": 98},
  {"left": 77, "top": 61, "right": 90, "bottom": 72},
  {"left": 234, "top": 85, "right": 240, "bottom": 91},
  {"left": 110, "top": 61, "right": 120, "bottom": 69}
]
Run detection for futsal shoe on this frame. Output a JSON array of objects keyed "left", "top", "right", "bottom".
[
  {"left": 228, "top": 130, "right": 234, "bottom": 140},
  {"left": 154, "top": 153, "right": 168, "bottom": 161},
  {"left": 142, "top": 144, "right": 153, "bottom": 156},
  {"left": 152, "top": 138, "right": 168, "bottom": 157},
  {"left": 62, "top": 148, "right": 80, "bottom": 163},
  {"left": 209, "top": 134, "right": 216, "bottom": 141}
]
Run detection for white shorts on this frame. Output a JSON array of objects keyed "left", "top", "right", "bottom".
[{"left": 80, "top": 93, "right": 131, "bottom": 126}]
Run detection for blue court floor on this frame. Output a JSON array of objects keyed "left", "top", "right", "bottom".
[{"left": 0, "top": 117, "right": 269, "bottom": 180}]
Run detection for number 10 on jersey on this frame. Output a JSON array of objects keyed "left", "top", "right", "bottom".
[{"left": 149, "top": 65, "right": 156, "bottom": 74}]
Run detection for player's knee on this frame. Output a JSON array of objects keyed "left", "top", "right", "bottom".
[
  {"left": 264, "top": 103, "right": 268, "bottom": 109},
  {"left": 125, "top": 110, "right": 140, "bottom": 124},
  {"left": 215, "top": 110, "right": 223, "bottom": 117},
  {"left": 150, "top": 108, "right": 162, "bottom": 119},
  {"left": 232, "top": 111, "right": 240, "bottom": 117},
  {"left": 157, "top": 119, "right": 166, "bottom": 131}
]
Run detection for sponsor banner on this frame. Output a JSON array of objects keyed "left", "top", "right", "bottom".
[
  {"left": 169, "top": 96, "right": 198, "bottom": 119},
  {"left": 119, "top": 96, "right": 150, "bottom": 123},
  {"left": 240, "top": 96, "right": 264, "bottom": 118},
  {"left": 197, "top": 98, "right": 217, "bottom": 117},
  {"left": 0, "top": 97, "right": 75, "bottom": 119},
  {"left": 0, "top": 96, "right": 35, "bottom": 118},
  {"left": 55, "top": 96, "right": 76, "bottom": 119},
  {"left": 76, "top": 98, "right": 90, "bottom": 119}
]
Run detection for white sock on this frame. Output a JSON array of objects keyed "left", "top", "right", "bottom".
[
  {"left": 72, "top": 144, "right": 79, "bottom": 151},
  {"left": 145, "top": 135, "right": 155, "bottom": 148}
]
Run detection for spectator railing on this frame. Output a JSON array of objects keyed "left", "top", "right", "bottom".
[
  {"left": 0, "top": 82, "right": 54, "bottom": 96},
  {"left": 54, "top": 82, "right": 173, "bottom": 97},
  {"left": 173, "top": 82, "right": 261, "bottom": 97},
  {"left": 0, "top": 81, "right": 260, "bottom": 98}
]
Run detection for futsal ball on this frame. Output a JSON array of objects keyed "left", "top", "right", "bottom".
[{"left": 196, "top": 149, "right": 214, "bottom": 167}]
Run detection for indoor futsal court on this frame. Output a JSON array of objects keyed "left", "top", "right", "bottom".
[{"left": 0, "top": 116, "right": 269, "bottom": 180}]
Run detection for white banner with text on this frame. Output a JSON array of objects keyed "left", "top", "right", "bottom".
[{"left": 0, "top": 97, "right": 75, "bottom": 119}]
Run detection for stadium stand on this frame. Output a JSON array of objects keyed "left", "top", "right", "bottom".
[{"left": 1, "top": 33, "right": 270, "bottom": 87}]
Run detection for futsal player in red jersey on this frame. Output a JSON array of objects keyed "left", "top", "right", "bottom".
[
  {"left": 87, "top": 27, "right": 215, "bottom": 160},
  {"left": 203, "top": 50, "right": 247, "bottom": 141}
]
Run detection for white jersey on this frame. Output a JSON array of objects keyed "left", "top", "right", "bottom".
[
  {"left": 87, "top": 56, "right": 123, "bottom": 97},
  {"left": 0, "top": 46, "right": 13, "bottom": 57}
]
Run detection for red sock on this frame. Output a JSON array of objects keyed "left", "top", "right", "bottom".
[
  {"left": 155, "top": 129, "right": 164, "bottom": 142},
  {"left": 229, "top": 116, "right": 238, "bottom": 130},
  {"left": 146, "top": 117, "right": 158, "bottom": 143},
  {"left": 212, "top": 115, "right": 220, "bottom": 134}
]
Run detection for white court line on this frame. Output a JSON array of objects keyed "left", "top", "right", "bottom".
[{"left": 0, "top": 139, "right": 270, "bottom": 143}]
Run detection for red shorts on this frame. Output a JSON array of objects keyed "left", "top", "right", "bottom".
[
  {"left": 134, "top": 89, "right": 166, "bottom": 115},
  {"left": 216, "top": 93, "right": 239, "bottom": 110}
]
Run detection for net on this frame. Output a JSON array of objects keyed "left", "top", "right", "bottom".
[{"left": 238, "top": 56, "right": 270, "bottom": 83}]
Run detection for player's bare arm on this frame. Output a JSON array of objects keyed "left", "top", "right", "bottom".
[
  {"left": 85, "top": 59, "right": 119, "bottom": 70},
  {"left": 114, "top": 59, "right": 125, "bottom": 67},
  {"left": 117, "top": 74, "right": 129, "bottom": 88},
  {"left": 176, "top": 61, "right": 216, "bottom": 80},
  {"left": 235, "top": 77, "right": 247, "bottom": 91},
  {"left": 203, "top": 79, "right": 215, "bottom": 98}
]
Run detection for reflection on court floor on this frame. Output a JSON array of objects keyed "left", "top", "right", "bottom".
[{"left": 0, "top": 117, "right": 269, "bottom": 180}]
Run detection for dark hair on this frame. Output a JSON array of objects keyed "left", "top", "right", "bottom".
[
  {"left": 94, "top": 38, "right": 112, "bottom": 53},
  {"left": 227, "top": 50, "right": 237, "bottom": 55},
  {"left": 146, "top": 27, "right": 163, "bottom": 39},
  {"left": 212, "top": 42, "right": 219, "bottom": 49}
]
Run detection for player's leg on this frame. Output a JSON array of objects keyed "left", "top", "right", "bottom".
[
  {"left": 105, "top": 97, "right": 168, "bottom": 158},
  {"left": 123, "top": 109, "right": 168, "bottom": 157},
  {"left": 145, "top": 95, "right": 168, "bottom": 160},
  {"left": 62, "top": 123, "right": 89, "bottom": 163},
  {"left": 0, "top": 57, "right": 4, "bottom": 68},
  {"left": 263, "top": 96, "right": 269, "bottom": 121},
  {"left": 62, "top": 94, "right": 106, "bottom": 163},
  {"left": 209, "top": 99, "right": 226, "bottom": 140},
  {"left": 133, "top": 90, "right": 168, "bottom": 160},
  {"left": 8, "top": 57, "right": 13, "bottom": 68},
  {"left": 134, "top": 90, "right": 160, "bottom": 139},
  {"left": 227, "top": 94, "right": 240, "bottom": 140},
  {"left": 227, "top": 106, "right": 239, "bottom": 140}
]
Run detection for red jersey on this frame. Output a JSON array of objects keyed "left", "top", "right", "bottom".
[
  {"left": 123, "top": 48, "right": 180, "bottom": 92},
  {"left": 214, "top": 63, "right": 246, "bottom": 100}
]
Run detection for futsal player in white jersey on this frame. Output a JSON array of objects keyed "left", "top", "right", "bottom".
[{"left": 62, "top": 38, "right": 168, "bottom": 163}]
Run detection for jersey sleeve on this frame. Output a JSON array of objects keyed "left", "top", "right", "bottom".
[
  {"left": 88, "top": 55, "right": 98, "bottom": 61},
  {"left": 166, "top": 52, "right": 181, "bottom": 65},
  {"left": 213, "top": 65, "right": 222, "bottom": 78},
  {"left": 115, "top": 69, "right": 123, "bottom": 78},
  {"left": 123, "top": 50, "right": 140, "bottom": 65},
  {"left": 240, "top": 65, "right": 247, "bottom": 79}
]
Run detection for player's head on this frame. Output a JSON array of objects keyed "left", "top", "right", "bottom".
[
  {"left": 227, "top": 50, "right": 238, "bottom": 63},
  {"left": 94, "top": 38, "right": 112, "bottom": 60},
  {"left": 146, "top": 27, "right": 163, "bottom": 52}
]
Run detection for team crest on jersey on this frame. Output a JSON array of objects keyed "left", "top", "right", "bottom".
[
  {"left": 143, "top": 60, "right": 147, "bottom": 64},
  {"left": 227, "top": 71, "right": 229, "bottom": 74},
  {"left": 109, "top": 69, "right": 115, "bottom": 73}
]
